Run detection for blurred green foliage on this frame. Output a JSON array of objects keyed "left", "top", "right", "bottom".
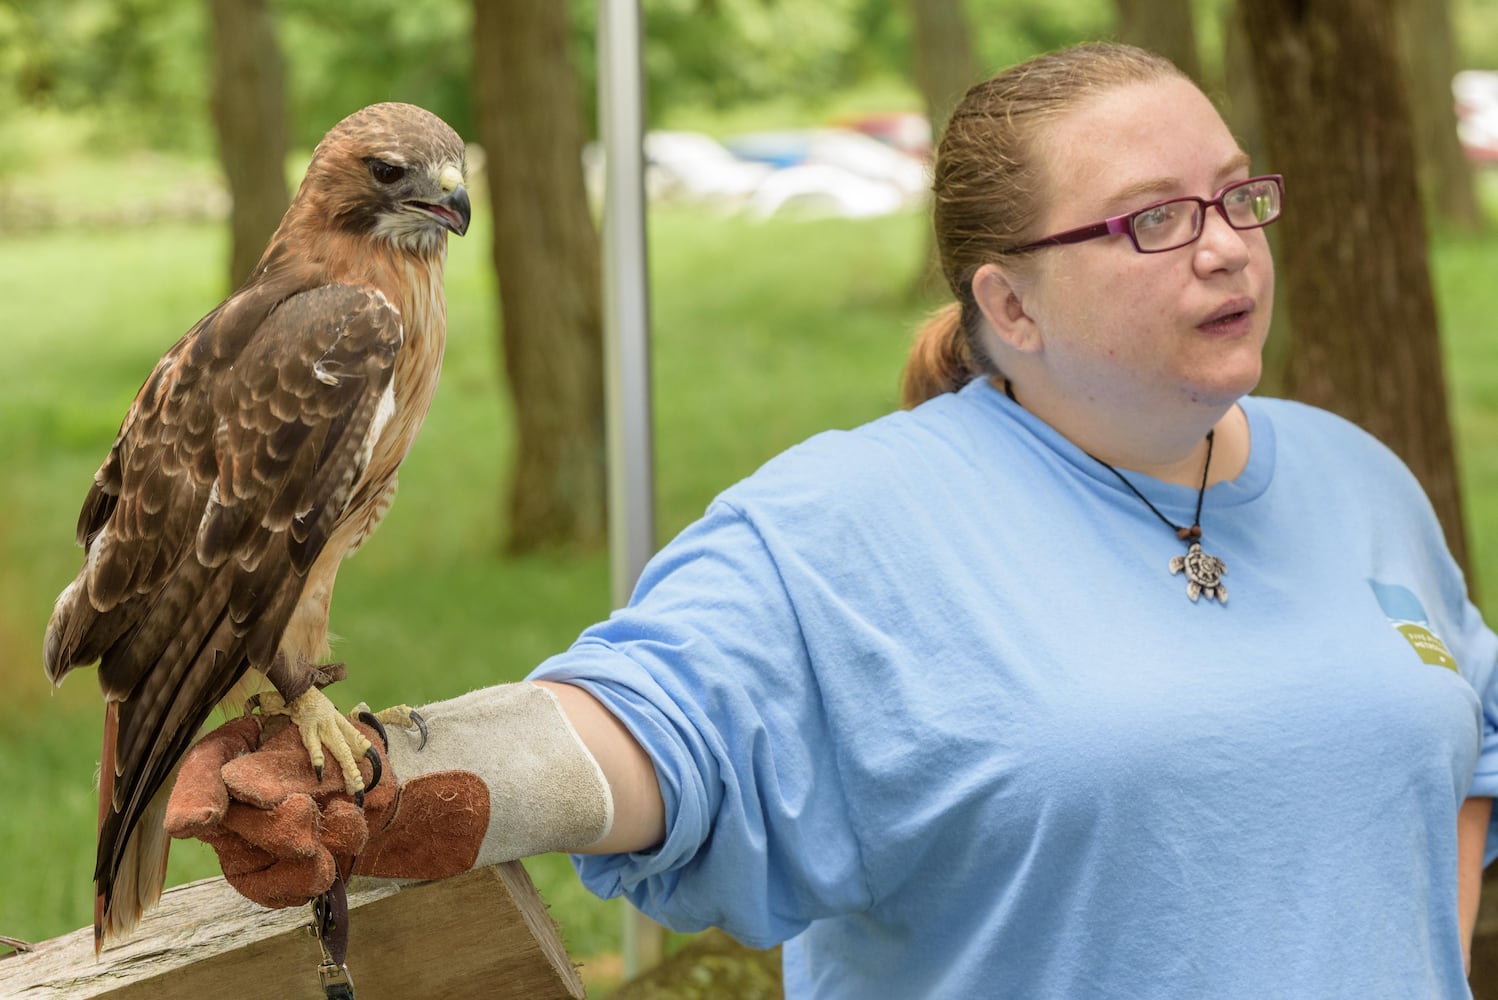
[
  {"left": 5, "top": 0, "right": 1498, "bottom": 161},
  {"left": 0, "top": 0, "right": 1122, "bottom": 155}
]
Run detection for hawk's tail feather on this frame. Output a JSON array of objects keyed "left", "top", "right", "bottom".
[
  {"left": 95, "top": 563, "right": 266, "bottom": 915},
  {"left": 95, "top": 557, "right": 372, "bottom": 946},
  {"left": 93, "top": 795, "right": 170, "bottom": 953},
  {"left": 108, "top": 565, "right": 238, "bottom": 784},
  {"left": 94, "top": 702, "right": 171, "bottom": 954},
  {"left": 104, "top": 581, "right": 250, "bottom": 847}
]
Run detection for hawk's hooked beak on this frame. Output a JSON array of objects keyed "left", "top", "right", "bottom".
[
  {"left": 435, "top": 186, "right": 471, "bottom": 237},
  {"left": 411, "top": 163, "right": 471, "bottom": 236}
]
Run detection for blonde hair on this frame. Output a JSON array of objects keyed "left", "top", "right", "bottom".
[{"left": 900, "top": 43, "right": 1188, "bottom": 408}]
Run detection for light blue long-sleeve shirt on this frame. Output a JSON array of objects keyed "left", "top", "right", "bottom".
[{"left": 532, "top": 378, "right": 1498, "bottom": 998}]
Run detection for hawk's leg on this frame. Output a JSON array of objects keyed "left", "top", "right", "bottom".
[{"left": 252, "top": 687, "right": 373, "bottom": 796}]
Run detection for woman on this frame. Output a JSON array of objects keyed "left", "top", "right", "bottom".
[{"left": 169, "top": 43, "right": 1498, "bottom": 997}]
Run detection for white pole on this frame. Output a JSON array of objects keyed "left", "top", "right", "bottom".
[
  {"left": 597, "top": 0, "right": 663, "bottom": 979},
  {"left": 598, "top": 0, "right": 655, "bottom": 604}
]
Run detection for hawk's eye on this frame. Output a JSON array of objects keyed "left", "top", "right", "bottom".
[{"left": 367, "top": 159, "right": 406, "bottom": 185}]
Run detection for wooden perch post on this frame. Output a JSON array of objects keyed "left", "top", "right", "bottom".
[{"left": 0, "top": 863, "right": 585, "bottom": 999}]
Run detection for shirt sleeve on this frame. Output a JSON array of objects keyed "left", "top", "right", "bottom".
[
  {"left": 528, "top": 499, "right": 874, "bottom": 947},
  {"left": 1346, "top": 417, "right": 1498, "bottom": 865},
  {"left": 1450, "top": 586, "right": 1498, "bottom": 864},
  {"left": 1417, "top": 483, "right": 1498, "bottom": 863}
]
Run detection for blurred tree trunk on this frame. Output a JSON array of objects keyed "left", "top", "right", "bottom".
[
  {"left": 472, "top": 0, "right": 607, "bottom": 554},
  {"left": 1475, "top": 888, "right": 1498, "bottom": 997},
  {"left": 1221, "top": 0, "right": 1291, "bottom": 396},
  {"left": 208, "top": 0, "right": 289, "bottom": 290},
  {"left": 907, "top": 0, "right": 977, "bottom": 300},
  {"left": 1241, "top": 0, "right": 1470, "bottom": 580},
  {"left": 1395, "top": 0, "right": 1483, "bottom": 233},
  {"left": 1111, "top": 0, "right": 1202, "bottom": 85}
]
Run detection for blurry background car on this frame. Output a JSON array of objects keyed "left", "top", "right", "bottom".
[
  {"left": 836, "top": 111, "right": 934, "bottom": 162},
  {"left": 1454, "top": 69, "right": 1498, "bottom": 163},
  {"left": 585, "top": 120, "right": 931, "bottom": 221}
]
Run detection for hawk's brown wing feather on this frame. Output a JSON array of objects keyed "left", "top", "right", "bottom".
[{"left": 45, "top": 283, "right": 404, "bottom": 923}]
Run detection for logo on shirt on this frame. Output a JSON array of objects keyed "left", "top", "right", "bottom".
[{"left": 1368, "top": 579, "right": 1458, "bottom": 671}]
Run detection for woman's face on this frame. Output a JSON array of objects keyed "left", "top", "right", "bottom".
[{"left": 1006, "top": 76, "right": 1274, "bottom": 416}]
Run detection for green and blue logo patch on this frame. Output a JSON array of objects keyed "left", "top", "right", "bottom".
[{"left": 1368, "top": 579, "right": 1458, "bottom": 671}]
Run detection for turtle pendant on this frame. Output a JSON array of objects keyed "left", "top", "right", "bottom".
[{"left": 1169, "top": 542, "right": 1228, "bottom": 604}]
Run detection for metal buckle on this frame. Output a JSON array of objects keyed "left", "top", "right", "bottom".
[
  {"left": 317, "top": 957, "right": 357, "bottom": 1000},
  {"left": 310, "top": 887, "right": 357, "bottom": 999}
]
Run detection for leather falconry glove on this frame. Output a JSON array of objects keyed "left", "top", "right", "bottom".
[{"left": 164, "top": 682, "right": 615, "bottom": 909}]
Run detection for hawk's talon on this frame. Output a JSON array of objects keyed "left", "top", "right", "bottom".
[
  {"left": 355, "top": 710, "right": 390, "bottom": 751},
  {"left": 357, "top": 704, "right": 428, "bottom": 751},
  {"left": 362, "top": 745, "right": 383, "bottom": 794}
]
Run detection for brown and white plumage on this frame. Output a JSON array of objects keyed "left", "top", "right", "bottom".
[{"left": 43, "top": 102, "right": 470, "bottom": 950}]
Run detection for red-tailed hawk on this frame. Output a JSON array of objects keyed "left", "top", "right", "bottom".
[{"left": 43, "top": 102, "right": 470, "bottom": 950}]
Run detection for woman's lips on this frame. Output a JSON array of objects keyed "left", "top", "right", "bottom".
[{"left": 1198, "top": 298, "right": 1255, "bottom": 333}]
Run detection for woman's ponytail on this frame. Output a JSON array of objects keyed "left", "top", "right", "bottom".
[{"left": 900, "top": 302, "right": 977, "bottom": 409}]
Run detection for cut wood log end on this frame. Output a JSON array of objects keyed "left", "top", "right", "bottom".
[{"left": 0, "top": 863, "right": 584, "bottom": 1000}]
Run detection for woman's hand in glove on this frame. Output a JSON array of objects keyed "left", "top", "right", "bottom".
[{"left": 163, "top": 711, "right": 489, "bottom": 909}]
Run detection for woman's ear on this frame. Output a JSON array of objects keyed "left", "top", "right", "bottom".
[{"left": 972, "top": 263, "right": 1041, "bottom": 353}]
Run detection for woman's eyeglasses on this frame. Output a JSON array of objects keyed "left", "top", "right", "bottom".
[{"left": 1010, "top": 174, "right": 1284, "bottom": 255}]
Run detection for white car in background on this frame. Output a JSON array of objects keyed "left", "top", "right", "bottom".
[
  {"left": 1454, "top": 69, "right": 1498, "bottom": 163},
  {"left": 726, "top": 128, "right": 930, "bottom": 220},
  {"left": 642, "top": 131, "right": 775, "bottom": 206},
  {"left": 585, "top": 123, "right": 932, "bottom": 219}
]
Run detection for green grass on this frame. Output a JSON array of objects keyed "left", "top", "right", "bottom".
[
  {"left": 1437, "top": 228, "right": 1498, "bottom": 602},
  {"left": 0, "top": 198, "right": 927, "bottom": 978}
]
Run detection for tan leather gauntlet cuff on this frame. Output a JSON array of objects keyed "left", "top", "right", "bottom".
[{"left": 387, "top": 681, "right": 615, "bottom": 865}]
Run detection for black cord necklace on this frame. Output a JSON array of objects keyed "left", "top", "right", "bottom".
[{"left": 1004, "top": 380, "right": 1228, "bottom": 604}]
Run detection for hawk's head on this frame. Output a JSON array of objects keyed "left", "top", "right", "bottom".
[{"left": 297, "top": 102, "right": 471, "bottom": 255}]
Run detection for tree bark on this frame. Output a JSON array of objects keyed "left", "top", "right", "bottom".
[
  {"left": 208, "top": 0, "right": 290, "bottom": 291},
  {"left": 1111, "top": 0, "right": 1202, "bottom": 85},
  {"left": 1472, "top": 884, "right": 1498, "bottom": 997},
  {"left": 1240, "top": 0, "right": 1470, "bottom": 578},
  {"left": 908, "top": 0, "right": 975, "bottom": 160},
  {"left": 1222, "top": 0, "right": 1291, "bottom": 396},
  {"left": 472, "top": 0, "right": 607, "bottom": 554},
  {"left": 907, "top": 0, "right": 977, "bottom": 300},
  {"left": 1394, "top": 0, "right": 1483, "bottom": 233}
]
